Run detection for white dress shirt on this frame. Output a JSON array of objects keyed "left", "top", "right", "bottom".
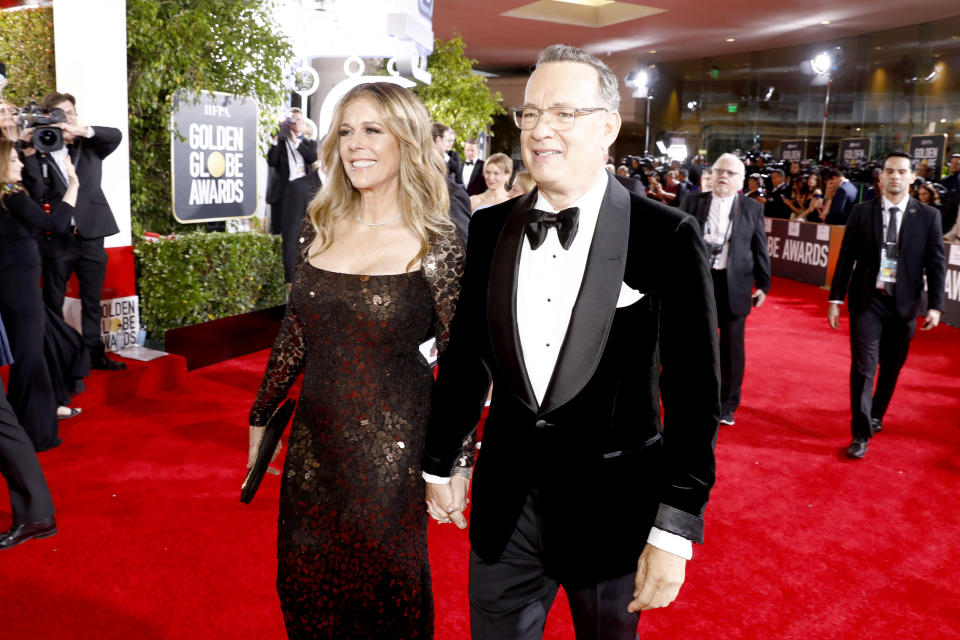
[
  {"left": 49, "top": 126, "right": 94, "bottom": 227},
  {"left": 704, "top": 193, "right": 736, "bottom": 270},
  {"left": 461, "top": 160, "right": 476, "bottom": 187},
  {"left": 425, "top": 170, "right": 693, "bottom": 560},
  {"left": 285, "top": 137, "right": 306, "bottom": 181}
]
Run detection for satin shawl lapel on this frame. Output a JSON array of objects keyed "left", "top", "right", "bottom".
[
  {"left": 487, "top": 189, "right": 540, "bottom": 412},
  {"left": 540, "top": 173, "right": 631, "bottom": 415}
]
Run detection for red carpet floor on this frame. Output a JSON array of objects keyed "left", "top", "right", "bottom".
[{"left": 1, "top": 276, "right": 959, "bottom": 639}]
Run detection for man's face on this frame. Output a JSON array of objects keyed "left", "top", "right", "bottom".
[
  {"left": 771, "top": 172, "right": 783, "bottom": 187},
  {"left": 790, "top": 162, "right": 801, "bottom": 175},
  {"left": 701, "top": 172, "right": 713, "bottom": 192},
  {"left": 53, "top": 99, "right": 78, "bottom": 143},
  {"left": 827, "top": 176, "right": 840, "bottom": 191},
  {"left": 711, "top": 157, "right": 744, "bottom": 198},
  {"left": 520, "top": 62, "right": 619, "bottom": 200},
  {"left": 442, "top": 129, "right": 455, "bottom": 153},
  {"left": 880, "top": 156, "right": 914, "bottom": 200},
  {"left": 950, "top": 156, "right": 960, "bottom": 174},
  {"left": 463, "top": 142, "right": 478, "bottom": 162}
]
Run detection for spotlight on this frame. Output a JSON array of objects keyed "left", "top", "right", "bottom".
[
  {"left": 686, "top": 100, "right": 699, "bottom": 111},
  {"left": 811, "top": 52, "right": 832, "bottom": 75}
]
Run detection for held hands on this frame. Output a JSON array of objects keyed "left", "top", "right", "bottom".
[
  {"left": 921, "top": 309, "right": 941, "bottom": 331},
  {"left": 827, "top": 302, "right": 841, "bottom": 330},
  {"left": 247, "top": 425, "right": 283, "bottom": 476},
  {"left": 627, "top": 543, "right": 687, "bottom": 612},
  {"left": 425, "top": 478, "right": 469, "bottom": 529}
]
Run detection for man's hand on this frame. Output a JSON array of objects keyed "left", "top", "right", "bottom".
[
  {"left": 827, "top": 302, "right": 841, "bottom": 330},
  {"left": 425, "top": 481, "right": 467, "bottom": 529},
  {"left": 921, "top": 309, "right": 941, "bottom": 331},
  {"left": 751, "top": 289, "right": 766, "bottom": 308},
  {"left": 627, "top": 544, "right": 686, "bottom": 612}
]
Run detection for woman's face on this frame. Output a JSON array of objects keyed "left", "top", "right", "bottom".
[
  {"left": 0, "top": 102, "right": 16, "bottom": 131},
  {"left": 918, "top": 187, "right": 932, "bottom": 203},
  {"left": 484, "top": 164, "right": 508, "bottom": 192},
  {"left": 337, "top": 97, "right": 401, "bottom": 194},
  {"left": 4, "top": 148, "right": 22, "bottom": 183},
  {"left": 748, "top": 177, "right": 760, "bottom": 192},
  {"left": 807, "top": 174, "right": 817, "bottom": 188}
]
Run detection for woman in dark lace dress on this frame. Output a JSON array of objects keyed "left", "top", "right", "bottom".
[{"left": 249, "top": 83, "right": 473, "bottom": 639}]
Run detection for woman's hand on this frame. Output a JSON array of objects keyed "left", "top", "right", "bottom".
[
  {"left": 64, "top": 155, "right": 79, "bottom": 186},
  {"left": 248, "top": 426, "right": 283, "bottom": 475}
]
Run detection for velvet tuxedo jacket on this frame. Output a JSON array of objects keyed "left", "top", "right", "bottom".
[
  {"left": 423, "top": 173, "right": 720, "bottom": 585},
  {"left": 22, "top": 126, "right": 121, "bottom": 240},
  {"left": 829, "top": 197, "right": 946, "bottom": 319},
  {"left": 681, "top": 191, "right": 772, "bottom": 317}
]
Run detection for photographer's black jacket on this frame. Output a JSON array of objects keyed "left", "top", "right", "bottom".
[{"left": 21, "top": 126, "right": 121, "bottom": 240}]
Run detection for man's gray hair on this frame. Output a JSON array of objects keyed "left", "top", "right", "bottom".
[{"left": 536, "top": 44, "right": 620, "bottom": 112}]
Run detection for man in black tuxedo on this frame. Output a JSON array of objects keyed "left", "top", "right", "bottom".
[
  {"left": 828, "top": 152, "right": 946, "bottom": 459},
  {"left": 681, "top": 153, "right": 771, "bottom": 426},
  {"left": 266, "top": 108, "right": 318, "bottom": 235},
  {"left": 423, "top": 45, "right": 720, "bottom": 639},
  {"left": 0, "top": 312, "right": 56, "bottom": 550},
  {"left": 21, "top": 92, "right": 124, "bottom": 370},
  {"left": 461, "top": 139, "right": 487, "bottom": 196},
  {"left": 764, "top": 169, "right": 791, "bottom": 219},
  {"left": 939, "top": 153, "right": 960, "bottom": 192},
  {"left": 824, "top": 168, "right": 858, "bottom": 225}
]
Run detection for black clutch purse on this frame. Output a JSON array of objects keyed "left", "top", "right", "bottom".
[{"left": 241, "top": 399, "right": 296, "bottom": 504}]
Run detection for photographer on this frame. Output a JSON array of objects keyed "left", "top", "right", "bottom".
[
  {"left": 266, "top": 108, "right": 318, "bottom": 235},
  {"left": 20, "top": 91, "right": 125, "bottom": 371}
]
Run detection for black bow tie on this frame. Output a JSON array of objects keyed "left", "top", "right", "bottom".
[
  {"left": 525, "top": 207, "right": 580, "bottom": 251},
  {"left": 464, "top": 161, "right": 474, "bottom": 166}
]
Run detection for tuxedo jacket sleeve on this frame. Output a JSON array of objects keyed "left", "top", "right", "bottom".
[{"left": 72, "top": 127, "right": 121, "bottom": 239}]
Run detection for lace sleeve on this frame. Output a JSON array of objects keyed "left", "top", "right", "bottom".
[
  {"left": 248, "top": 302, "right": 306, "bottom": 426},
  {"left": 296, "top": 214, "right": 317, "bottom": 268},
  {"left": 422, "top": 231, "right": 476, "bottom": 473}
]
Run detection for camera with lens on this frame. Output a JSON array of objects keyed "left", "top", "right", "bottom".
[
  {"left": 17, "top": 101, "right": 66, "bottom": 153},
  {"left": 277, "top": 116, "right": 296, "bottom": 139}
]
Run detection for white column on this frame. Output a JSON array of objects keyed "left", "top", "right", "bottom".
[{"left": 52, "top": 0, "right": 132, "bottom": 248}]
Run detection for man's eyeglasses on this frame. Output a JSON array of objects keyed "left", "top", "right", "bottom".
[
  {"left": 713, "top": 168, "right": 743, "bottom": 178},
  {"left": 512, "top": 106, "right": 607, "bottom": 131}
]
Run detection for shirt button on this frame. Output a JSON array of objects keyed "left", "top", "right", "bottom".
[
  {"left": 547, "top": 298, "right": 551, "bottom": 302},
  {"left": 546, "top": 343, "right": 550, "bottom": 347}
]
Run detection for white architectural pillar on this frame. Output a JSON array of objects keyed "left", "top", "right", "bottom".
[{"left": 52, "top": 0, "right": 131, "bottom": 248}]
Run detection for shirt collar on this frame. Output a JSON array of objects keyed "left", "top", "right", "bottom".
[{"left": 882, "top": 194, "right": 909, "bottom": 212}]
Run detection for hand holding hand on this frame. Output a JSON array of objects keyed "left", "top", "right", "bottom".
[
  {"left": 425, "top": 481, "right": 467, "bottom": 529},
  {"left": 827, "top": 302, "right": 841, "bottom": 330},
  {"left": 627, "top": 544, "right": 686, "bottom": 612},
  {"left": 921, "top": 309, "right": 941, "bottom": 331}
]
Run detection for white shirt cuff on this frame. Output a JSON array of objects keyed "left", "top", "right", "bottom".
[
  {"left": 422, "top": 472, "right": 450, "bottom": 485},
  {"left": 829, "top": 300, "right": 843, "bottom": 305},
  {"left": 85, "top": 126, "right": 95, "bottom": 138},
  {"left": 647, "top": 527, "right": 693, "bottom": 560}
]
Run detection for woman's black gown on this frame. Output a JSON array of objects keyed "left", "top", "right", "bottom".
[
  {"left": 0, "top": 189, "right": 87, "bottom": 451},
  {"left": 250, "top": 229, "right": 471, "bottom": 639}
]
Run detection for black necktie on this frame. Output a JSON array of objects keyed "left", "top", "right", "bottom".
[
  {"left": 884, "top": 206, "right": 899, "bottom": 295},
  {"left": 525, "top": 207, "right": 580, "bottom": 251}
]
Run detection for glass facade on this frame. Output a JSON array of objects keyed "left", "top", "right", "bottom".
[{"left": 620, "top": 17, "right": 960, "bottom": 175}]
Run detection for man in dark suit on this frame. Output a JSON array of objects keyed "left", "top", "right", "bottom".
[
  {"left": 21, "top": 92, "right": 124, "bottom": 370},
  {"left": 824, "top": 167, "right": 858, "bottom": 225},
  {"left": 279, "top": 170, "right": 322, "bottom": 283},
  {"left": 422, "top": 45, "right": 720, "bottom": 639},
  {"left": 939, "top": 153, "right": 960, "bottom": 192},
  {"left": 681, "top": 153, "right": 771, "bottom": 426},
  {"left": 432, "top": 122, "right": 462, "bottom": 185},
  {"left": 266, "top": 108, "right": 318, "bottom": 235},
  {"left": 764, "top": 169, "right": 792, "bottom": 219},
  {"left": 0, "top": 312, "right": 57, "bottom": 550},
  {"left": 461, "top": 138, "right": 487, "bottom": 196},
  {"left": 828, "top": 152, "right": 946, "bottom": 459}
]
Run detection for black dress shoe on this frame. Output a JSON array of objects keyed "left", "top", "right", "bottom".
[
  {"left": 846, "top": 438, "right": 869, "bottom": 459},
  {"left": 719, "top": 413, "right": 735, "bottom": 426},
  {"left": 91, "top": 355, "right": 126, "bottom": 371},
  {"left": 871, "top": 418, "right": 882, "bottom": 434},
  {"left": 0, "top": 516, "right": 57, "bottom": 550}
]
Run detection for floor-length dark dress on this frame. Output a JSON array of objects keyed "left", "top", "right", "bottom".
[
  {"left": 0, "top": 189, "right": 86, "bottom": 451},
  {"left": 250, "top": 228, "right": 470, "bottom": 640}
]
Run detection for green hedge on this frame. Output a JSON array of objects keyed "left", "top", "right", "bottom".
[
  {"left": 0, "top": 7, "right": 56, "bottom": 106},
  {"left": 134, "top": 232, "right": 286, "bottom": 336}
]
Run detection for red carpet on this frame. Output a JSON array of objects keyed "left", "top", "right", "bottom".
[{"left": 1, "top": 276, "right": 959, "bottom": 639}]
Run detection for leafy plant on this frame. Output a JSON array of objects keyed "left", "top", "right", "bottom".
[
  {"left": 126, "top": 0, "right": 294, "bottom": 235},
  {"left": 134, "top": 231, "right": 286, "bottom": 337},
  {"left": 412, "top": 35, "right": 505, "bottom": 152},
  {"left": 0, "top": 7, "right": 55, "bottom": 107}
]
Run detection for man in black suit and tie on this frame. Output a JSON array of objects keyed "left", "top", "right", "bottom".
[
  {"left": 828, "top": 152, "right": 946, "bottom": 459},
  {"left": 266, "top": 108, "right": 318, "bottom": 235},
  {"left": 764, "top": 169, "right": 791, "bottom": 219},
  {"left": 681, "top": 153, "right": 771, "bottom": 426},
  {"left": 939, "top": 153, "right": 960, "bottom": 192},
  {"left": 422, "top": 44, "right": 720, "bottom": 639},
  {"left": 461, "top": 139, "right": 487, "bottom": 196},
  {"left": 0, "top": 312, "right": 57, "bottom": 550},
  {"left": 21, "top": 92, "right": 124, "bottom": 370}
]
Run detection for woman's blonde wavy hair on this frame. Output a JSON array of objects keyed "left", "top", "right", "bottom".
[{"left": 306, "top": 82, "right": 453, "bottom": 271}]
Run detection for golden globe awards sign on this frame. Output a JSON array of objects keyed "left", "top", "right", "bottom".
[{"left": 171, "top": 90, "right": 258, "bottom": 223}]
